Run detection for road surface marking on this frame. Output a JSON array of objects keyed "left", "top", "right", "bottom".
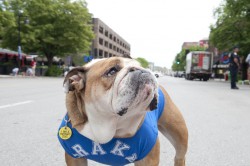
[{"left": 0, "top": 100, "right": 34, "bottom": 109}]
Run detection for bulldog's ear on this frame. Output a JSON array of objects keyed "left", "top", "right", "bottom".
[{"left": 63, "top": 67, "right": 86, "bottom": 93}]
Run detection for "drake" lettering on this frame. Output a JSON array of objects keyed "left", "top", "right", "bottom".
[{"left": 71, "top": 140, "right": 137, "bottom": 163}]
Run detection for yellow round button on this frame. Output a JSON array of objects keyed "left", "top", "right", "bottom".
[{"left": 59, "top": 126, "right": 72, "bottom": 140}]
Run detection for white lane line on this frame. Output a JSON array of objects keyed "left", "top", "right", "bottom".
[{"left": 0, "top": 100, "right": 34, "bottom": 109}]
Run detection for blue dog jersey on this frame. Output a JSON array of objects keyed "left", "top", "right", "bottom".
[{"left": 58, "top": 89, "right": 165, "bottom": 166}]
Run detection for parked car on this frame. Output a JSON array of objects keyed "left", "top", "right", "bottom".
[
  {"left": 154, "top": 72, "right": 163, "bottom": 78},
  {"left": 177, "top": 71, "right": 185, "bottom": 77}
]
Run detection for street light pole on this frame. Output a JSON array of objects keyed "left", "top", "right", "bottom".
[
  {"left": 17, "top": 11, "right": 29, "bottom": 69},
  {"left": 18, "top": 12, "right": 22, "bottom": 66}
]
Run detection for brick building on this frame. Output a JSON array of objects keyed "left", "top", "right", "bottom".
[
  {"left": 182, "top": 38, "right": 209, "bottom": 50},
  {"left": 181, "top": 42, "right": 199, "bottom": 50},
  {"left": 90, "top": 18, "right": 131, "bottom": 59}
]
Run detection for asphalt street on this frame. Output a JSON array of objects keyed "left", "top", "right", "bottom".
[{"left": 0, "top": 76, "right": 250, "bottom": 166}]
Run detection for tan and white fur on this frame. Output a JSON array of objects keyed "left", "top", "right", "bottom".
[{"left": 63, "top": 57, "right": 188, "bottom": 166}]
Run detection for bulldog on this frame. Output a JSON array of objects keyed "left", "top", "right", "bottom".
[{"left": 58, "top": 56, "right": 188, "bottom": 166}]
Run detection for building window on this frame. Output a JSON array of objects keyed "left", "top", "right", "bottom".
[
  {"left": 113, "top": 46, "right": 116, "bottom": 51},
  {"left": 104, "top": 51, "right": 108, "bottom": 57},
  {"left": 109, "top": 34, "right": 113, "bottom": 40},
  {"left": 113, "top": 37, "right": 116, "bottom": 42},
  {"left": 99, "top": 38, "right": 103, "bottom": 45},
  {"left": 99, "top": 49, "right": 103, "bottom": 57},
  {"left": 99, "top": 26, "right": 103, "bottom": 34},
  {"left": 109, "top": 43, "right": 112, "bottom": 49},
  {"left": 105, "top": 41, "right": 108, "bottom": 47},
  {"left": 105, "top": 30, "right": 108, "bottom": 37},
  {"left": 109, "top": 53, "right": 112, "bottom": 57}
]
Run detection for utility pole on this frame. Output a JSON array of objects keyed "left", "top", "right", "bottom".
[{"left": 17, "top": 10, "right": 29, "bottom": 68}]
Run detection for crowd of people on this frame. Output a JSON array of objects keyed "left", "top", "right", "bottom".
[{"left": 12, "top": 58, "right": 36, "bottom": 77}]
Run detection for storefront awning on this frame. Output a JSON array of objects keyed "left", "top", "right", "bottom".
[{"left": 213, "top": 64, "right": 229, "bottom": 69}]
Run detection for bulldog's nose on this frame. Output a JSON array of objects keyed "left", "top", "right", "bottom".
[{"left": 117, "top": 107, "right": 128, "bottom": 116}]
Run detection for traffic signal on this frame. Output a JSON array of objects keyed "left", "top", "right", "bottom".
[{"left": 176, "top": 60, "right": 180, "bottom": 65}]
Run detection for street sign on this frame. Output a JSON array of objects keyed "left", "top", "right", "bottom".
[
  {"left": 83, "top": 56, "right": 88, "bottom": 62},
  {"left": 84, "top": 55, "right": 93, "bottom": 62},
  {"left": 18, "top": 46, "right": 22, "bottom": 59}
]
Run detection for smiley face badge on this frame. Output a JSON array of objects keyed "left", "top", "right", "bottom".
[{"left": 59, "top": 126, "right": 72, "bottom": 140}]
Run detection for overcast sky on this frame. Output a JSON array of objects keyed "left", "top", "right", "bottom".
[{"left": 86, "top": 0, "right": 223, "bottom": 69}]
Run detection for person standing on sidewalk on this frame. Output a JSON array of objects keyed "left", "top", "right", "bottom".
[
  {"left": 246, "top": 52, "right": 250, "bottom": 81},
  {"left": 246, "top": 52, "right": 250, "bottom": 66},
  {"left": 229, "top": 46, "right": 240, "bottom": 89},
  {"left": 30, "top": 58, "right": 37, "bottom": 76}
]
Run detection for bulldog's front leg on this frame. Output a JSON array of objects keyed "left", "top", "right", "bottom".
[
  {"left": 134, "top": 137, "right": 160, "bottom": 166},
  {"left": 65, "top": 153, "right": 87, "bottom": 166},
  {"left": 158, "top": 87, "right": 188, "bottom": 166}
]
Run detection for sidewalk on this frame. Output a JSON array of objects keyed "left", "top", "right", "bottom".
[
  {"left": 212, "top": 78, "right": 250, "bottom": 84},
  {"left": 0, "top": 74, "right": 12, "bottom": 78},
  {"left": 0, "top": 74, "right": 37, "bottom": 78}
]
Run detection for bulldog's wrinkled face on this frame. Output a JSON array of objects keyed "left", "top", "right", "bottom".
[{"left": 64, "top": 57, "right": 158, "bottom": 117}]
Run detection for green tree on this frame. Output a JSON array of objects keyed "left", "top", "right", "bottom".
[
  {"left": 209, "top": 0, "right": 250, "bottom": 54},
  {"left": 209, "top": 0, "right": 250, "bottom": 80},
  {"left": 136, "top": 57, "right": 149, "bottom": 68},
  {"left": 0, "top": 1, "right": 15, "bottom": 42},
  {"left": 1, "top": 0, "right": 94, "bottom": 67}
]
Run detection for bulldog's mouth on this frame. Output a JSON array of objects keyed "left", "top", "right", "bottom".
[
  {"left": 115, "top": 69, "right": 158, "bottom": 116},
  {"left": 149, "top": 95, "right": 158, "bottom": 111},
  {"left": 141, "top": 84, "right": 158, "bottom": 111}
]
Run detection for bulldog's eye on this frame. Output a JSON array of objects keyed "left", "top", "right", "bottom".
[{"left": 105, "top": 65, "right": 120, "bottom": 77}]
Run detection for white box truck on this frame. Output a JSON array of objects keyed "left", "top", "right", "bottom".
[{"left": 185, "top": 51, "right": 213, "bottom": 81}]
